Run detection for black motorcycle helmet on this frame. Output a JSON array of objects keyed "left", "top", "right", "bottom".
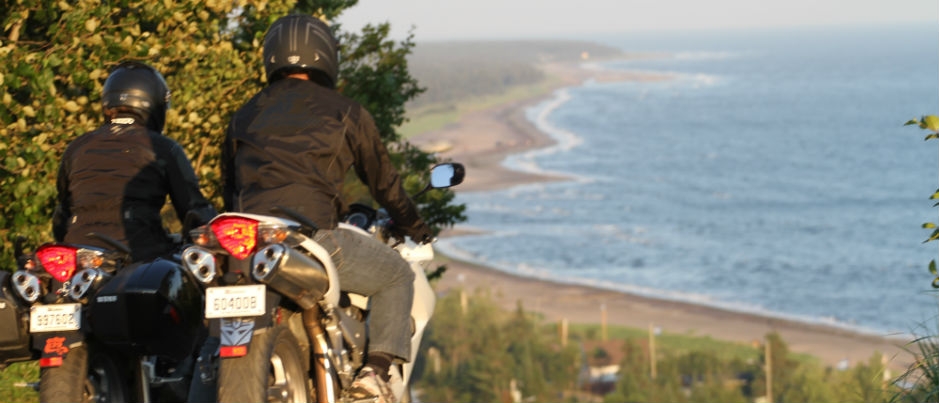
[
  {"left": 262, "top": 14, "right": 339, "bottom": 88},
  {"left": 101, "top": 61, "right": 171, "bottom": 132}
]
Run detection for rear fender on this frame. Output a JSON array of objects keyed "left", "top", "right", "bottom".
[
  {"left": 33, "top": 331, "right": 83, "bottom": 367},
  {"left": 212, "top": 291, "right": 280, "bottom": 357},
  {"left": 218, "top": 318, "right": 256, "bottom": 351}
]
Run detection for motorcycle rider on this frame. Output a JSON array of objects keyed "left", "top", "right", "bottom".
[
  {"left": 222, "top": 14, "right": 433, "bottom": 403},
  {"left": 53, "top": 61, "right": 217, "bottom": 263}
]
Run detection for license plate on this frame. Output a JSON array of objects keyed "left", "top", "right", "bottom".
[
  {"left": 205, "top": 285, "right": 266, "bottom": 318},
  {"left": 30, "top": 303, "right": 81, "bottom": 333}
]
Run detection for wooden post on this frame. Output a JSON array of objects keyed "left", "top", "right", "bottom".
[
  {"left": 460, "top": 290, "right": 467, "bottom": 315},
  {"left": 560, "top": 318, "right": 568, "bottom": 347},
  {"left": 649, "top": 323, "right": 657, "bottom": 379},
  {"left": 765, "top": 336, "right": 773, "bottom": 403},
  {"left": 429, "top": 347, "right": 441, "bottom": 374},
  {"left": 881, "top": 353, "right": 890, "bottom": 391}
]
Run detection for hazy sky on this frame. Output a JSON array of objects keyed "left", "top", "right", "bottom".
[{"left": 336, "top": 0, "right": 938, "bottom": 41}]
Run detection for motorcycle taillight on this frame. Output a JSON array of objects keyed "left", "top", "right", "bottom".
[
  {"left": 36, "top": 245, "right": 78, "bottom": 282},
  {"left": 211, "top": 217, "right": 259, "bottom": 260}
]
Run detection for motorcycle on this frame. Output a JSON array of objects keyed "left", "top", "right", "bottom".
[
  {"left": 180, "top": 162, "right": 465, "bottom": 403},
  {"left": 3, "top": 234, "right": 209, "bottom": 403}
]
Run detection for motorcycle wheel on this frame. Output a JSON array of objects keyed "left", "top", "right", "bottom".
[
  {"left": 217, "top": 325, "right": 309, "bottom": 403},
  {"left": 39, "top": 344, "right": 128, "bottom": 403}
]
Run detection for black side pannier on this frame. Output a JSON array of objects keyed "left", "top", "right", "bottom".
[
  {"left": 0, "top": 271, "right": 36, "bottom": 369},
  {"left": 89, "top": 258, "right": 205, "bottom": 361}
]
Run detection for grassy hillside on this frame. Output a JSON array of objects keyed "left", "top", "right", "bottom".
[
  {"left": 407, "top": 40, "right": 624, "bottom": 108},
  {"left": 402, "top": 40, "right": 624, "bottom": 138}
]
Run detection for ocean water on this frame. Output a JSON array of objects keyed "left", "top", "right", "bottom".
[{"left": 435, "top": 23, "right": 939, "bottom": 337}]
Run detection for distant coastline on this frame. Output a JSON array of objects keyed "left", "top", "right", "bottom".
[{"left": 409, "top": 55, "right": 916, "bottom": 371}]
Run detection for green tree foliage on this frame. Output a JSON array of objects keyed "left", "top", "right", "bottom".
[
  {"left": 600, "top": 330, "right": 899, "bottom": 403},
  {"left": 891, "top": 114, "right": 939, "bottom": 402},
  {"left": 0, "top": 0, "right": 465, "bottom": 268},
  {"left": 907, "top": 115, "right": 939, "bottom": 287},
  {"left": 846, "top": 353, "right": 890, "bottom": 402},
  {"left": 417, "top": 290, "right": 579, "bottom": 402},
  {"left": 751, "top": 331, "right": 818, "bottom": 403},
  {"left": 604, "top": 341, "right": 748, "bottom": 403},
  {"left": 604, "top": 340, "right": 654, "bottom": 402},
  {"left": 680, "top": 352, "right": 748, "bottom": 403},
  {"left": 407, "top": 40, "right": 624, "bottom": 108}
]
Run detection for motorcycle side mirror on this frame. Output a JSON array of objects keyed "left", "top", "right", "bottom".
[
  {"left": 415, "top": 163, "right": 465, "bottom": 198},
  {"left": 430, "top": 163, "right": 465, "bottom": 188}
]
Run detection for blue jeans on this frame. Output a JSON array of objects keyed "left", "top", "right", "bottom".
[{"left": 312, "top": 228, "right": 415, "bottom": 361}]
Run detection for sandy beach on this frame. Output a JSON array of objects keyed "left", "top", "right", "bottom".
[{"left": 409, "top": 61, "right": 915, "bottom": 372}]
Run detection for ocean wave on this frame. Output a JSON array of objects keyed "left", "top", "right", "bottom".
[
  {"left": 685, "top": 73, "right": 721, "bottom": 87},
  {"left": 532, "top": 89, "right": 581, "bottom": 151},
  {"left": 601, "top": 50, "right": 727, "bottom": 84},
  {"left": 500, "top": 89, "right": 588, "bottom": 182},
  {"left": 672, "top": 51, "right": 736, "bottom": 61}
]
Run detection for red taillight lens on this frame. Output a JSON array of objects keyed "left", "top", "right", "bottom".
[
  {"left": 211, "top": 217, "right": 259, "bottom": 260},
  {"left": 36, "top": 245, "right": 78, "bottom": 282}
]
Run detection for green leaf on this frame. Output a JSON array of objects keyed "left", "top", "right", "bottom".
[
  {"left": 925, "top": 222, "right": 938, "bottom": 229},
  {"left": 930, "top": 260, "right": 937, "bottom": 276},
  {"left": 925, "top": 228, "right": 939, "bottom": 243},
  {"left": 926, "top": 133, "right": 939, "bottom": 141},
  {"left": 46, "top": 54, "right": 63, "bottom": 68},
  {"left": 905, "top": 118, "right": 921, "bottom": 126},
  {"left": 923, "top": 115, "right": 939, "bottom": 132}
]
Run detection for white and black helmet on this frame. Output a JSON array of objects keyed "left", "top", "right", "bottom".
[
  {"left": 101, "top": 61, "right": 171, "bottom": 132},
  {"left": 262, "top": 14, "right": 339, "bottom": 88}
]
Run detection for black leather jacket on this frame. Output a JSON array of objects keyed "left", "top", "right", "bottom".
[
  {"left": 53, "top": 121, "right": 217, "bottom": 262},
  {"left": 222, "top": 78, "right": 428, "bottom": 237}
]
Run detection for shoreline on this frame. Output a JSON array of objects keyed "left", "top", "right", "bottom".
[
  {"left": 409, "top": 60, "right": 914, "bottom": 371},
  {"left": 431, "top": 250, "right": 912, "bottom": 371}
]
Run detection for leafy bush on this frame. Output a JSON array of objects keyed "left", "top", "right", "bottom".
[
  {"left": 0, "top": 0, "right": 465, "bottom": 268},
  {"left": 891, "top": 115, "right": 939, "bottom": 403}
]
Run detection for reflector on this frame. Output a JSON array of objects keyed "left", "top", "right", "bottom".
[
  {"left": 220, "top": 345, "right": 248, "bottom": 358},
  {"left": 39, "top": 356, "right": 63, "bottom": 368}
]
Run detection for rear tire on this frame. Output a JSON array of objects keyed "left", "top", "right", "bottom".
[
  {"left": 217, "top": 326, "right": 310, "bottom": 403},
  {"left": 39, "top": 344, "right": 128, "bottom": 403}
]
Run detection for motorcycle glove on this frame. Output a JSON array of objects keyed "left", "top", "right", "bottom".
[{"left": 410, "top": 224, "right": 435, "bottom": 245}]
